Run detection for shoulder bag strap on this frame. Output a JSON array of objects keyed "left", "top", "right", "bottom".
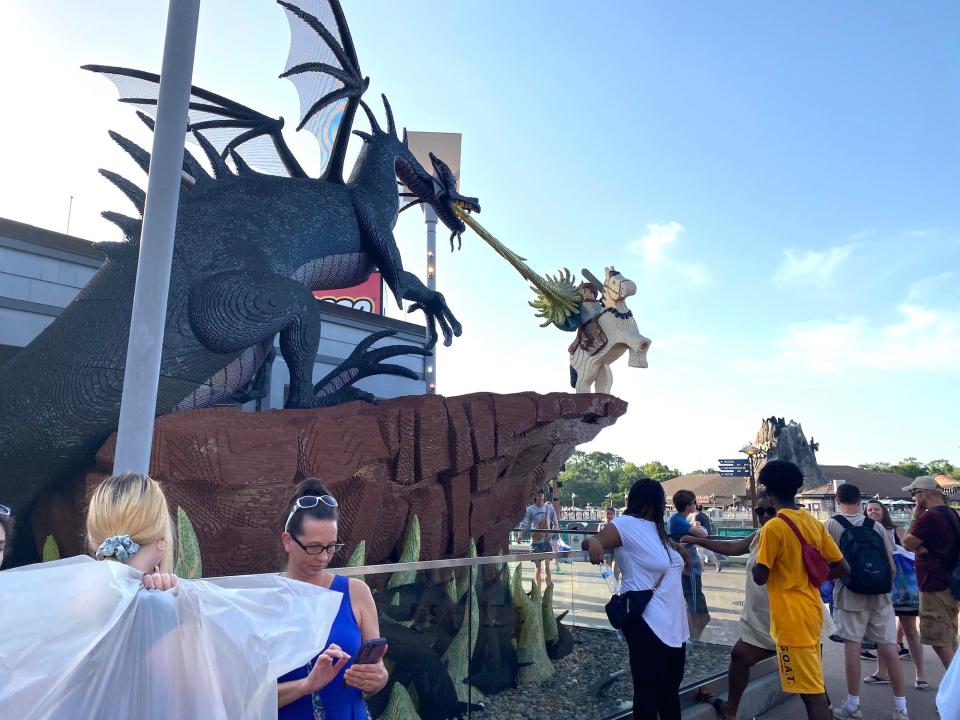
[{"left": 777, "top": 511, "right": 810, "bottom": 548}]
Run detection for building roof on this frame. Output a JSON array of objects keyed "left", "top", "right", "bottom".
[
  {"left": 0, "top": 216, "right": 104, "bottom": 260},
  {"left": 660, "top": 473, "right": 750, "bottom": 503},
  {"left": 811, "top": 465, "right": 916, "bottom": 500}
]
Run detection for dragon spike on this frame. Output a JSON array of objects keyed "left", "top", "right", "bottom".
[
  {"left": 135, "top": 111, "right": 155, "bottom": 132},
  {"left": 228, "top": 148, "right": 256, "bottom": 177},
  {"left": 100, "top": 211, "right": 142, "bottom": 239},
  {"left": 381, "top": 94, "right": 396, "bottom": 137},
  {"left": 352, "top": 130, "right": 373, "bottom": 143},
  {"left": 402, "top": 127, "right": 408, "bottom": 146},
  {"left": 191, "top": 130, "right": 232, "bottom": 179},
  {"left": 358, "top": 99, "right": 382, "bottom": 135},
  {"left": 99, "top": 169, "right": 146, "bottom": 215},
  {"left": 135, "top": 111, "right": 210, "bottom": 183},
  {"left": 108, "top": 131, "right": 151, "bottom": 176}
]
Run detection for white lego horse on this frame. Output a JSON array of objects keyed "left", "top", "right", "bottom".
[{"left": 569, "top": 267, "right": 650, "bottom": 394}]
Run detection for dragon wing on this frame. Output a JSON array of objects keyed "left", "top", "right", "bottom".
[
  {"left": 84, "top": 1, "right": 366, "bottom": 182},
  {"left": 83, "top": 64, "right": 307, "bottom": 177},
  {"left": 278, "top": 0, "right": 366, "bottom": 182}
]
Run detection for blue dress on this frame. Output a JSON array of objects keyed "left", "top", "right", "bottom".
[{"left": 279, "top": 574, "right": 367, "bottom": 720}]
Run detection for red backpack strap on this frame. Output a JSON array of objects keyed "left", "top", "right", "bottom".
[{"left": 777, "top": 511, "right": 810, "bottom": 547}]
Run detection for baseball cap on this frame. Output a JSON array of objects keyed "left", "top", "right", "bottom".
[{"left": 902, "top": 475, "right": 941, "bottom": 493}]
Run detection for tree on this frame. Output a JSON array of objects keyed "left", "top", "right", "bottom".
[
  {"left": 928, "top": 459, "right": 957, "bottom": 477},
  {"left": 558, "top": 451, "right": 626, "bottom": 506},
  {"left": 640, "top": 461, "right": 681, "bottom": 483},
  {"left": 892, "top": 457, "right": 929, "bottom": 479}
]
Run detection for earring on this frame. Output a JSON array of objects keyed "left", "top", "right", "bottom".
[{"left": 157, "top": 538, "right": 168, "bottom": 551}]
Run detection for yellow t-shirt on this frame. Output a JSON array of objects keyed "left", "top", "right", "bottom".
[{"left": 755, "top": 508, "right": 843, "bottom": 647}]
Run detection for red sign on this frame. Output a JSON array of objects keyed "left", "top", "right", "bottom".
[{"left": 313, "top": 273, "right": 382, "bottom": 314}]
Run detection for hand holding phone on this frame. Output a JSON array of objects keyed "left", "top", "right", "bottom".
[
  {"left": 343, "top": 638, "right": 389, "bottom": 693},
  {"left": 353, "top": 638, "right": 387, "bottom": 665}
]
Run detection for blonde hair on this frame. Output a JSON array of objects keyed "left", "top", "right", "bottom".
[{"left": 86, "top": 472, "right": 174, "bottom": 571}]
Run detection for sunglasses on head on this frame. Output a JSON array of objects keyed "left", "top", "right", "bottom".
[
  {"left": 0, "top": 504, "right": 10, "bottom": 516},
  {"left": 755, "top": 507, "right": 776, "bottom": 518},
  {"left": 284, "top": 494, "right": 338, "bottom": 532}
]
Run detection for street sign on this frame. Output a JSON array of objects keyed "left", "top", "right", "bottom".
[{"left": 718, "top": 458, "right": 750, "bottom": 477}]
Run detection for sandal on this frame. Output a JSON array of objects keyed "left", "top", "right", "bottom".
[
  {"left": 863, "top": 673, "right": 890, "bottom": 685},
  {"left": 915, "top": 680, "right": 930, "bottom": 691},
  {"left": 696, "top": 689, "right": 733, "bottom": 719}
]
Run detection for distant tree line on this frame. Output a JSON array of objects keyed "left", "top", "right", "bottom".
[
  {"left": 557, "top": 453, "right": 960, "bottom": 507},
  {"left": 859, "top": 457, "right": 960, "bottom": 481},
  {"left": 557, "top": 451, "right": 683, "bottom": 507}
]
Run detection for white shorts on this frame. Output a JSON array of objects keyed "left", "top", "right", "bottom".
[{"left": 834, "top": 605, "right": 897, "bottom": 645}]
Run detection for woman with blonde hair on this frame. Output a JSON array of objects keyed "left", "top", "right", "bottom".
[{"left": 0, "top": 472, "right": 344, "bottom": 720}]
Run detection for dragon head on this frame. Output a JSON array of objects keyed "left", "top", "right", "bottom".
[{"left": 354, "top": 95, "right": 480, "bottom": 250}]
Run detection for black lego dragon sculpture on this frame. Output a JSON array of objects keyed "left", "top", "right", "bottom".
[{"left": 0, "top": 0, "right": 480, "bottom": 564}]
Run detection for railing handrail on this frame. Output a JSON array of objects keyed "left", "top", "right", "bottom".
[{"left": 329, "top": 549, "right": 595, "bottom": 577}]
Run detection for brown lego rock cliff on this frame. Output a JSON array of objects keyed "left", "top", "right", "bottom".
[{"left": 35, "top": 391, "right": 626, "bottom": 576}]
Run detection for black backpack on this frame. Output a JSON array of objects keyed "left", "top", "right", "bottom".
[{"left": 833, "top": 516, "right": 893, "bottom": 595}]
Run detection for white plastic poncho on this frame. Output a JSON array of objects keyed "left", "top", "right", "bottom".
[{"left": 0, "top": 556, "right": 342, "bottom": 720}]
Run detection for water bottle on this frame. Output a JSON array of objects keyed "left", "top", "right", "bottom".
[{"left": 600, "top": 561, "right": 620, "bottom": 594}]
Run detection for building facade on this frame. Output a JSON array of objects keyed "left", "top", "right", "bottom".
[{"left": 0, "top": 217, "right": 428, "bottom": 407}]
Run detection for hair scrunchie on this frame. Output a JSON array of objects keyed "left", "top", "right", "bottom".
[{"left": 96, "top": 534, "right": 140, "bottom": 562}]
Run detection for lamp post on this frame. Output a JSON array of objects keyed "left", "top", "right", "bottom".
[{"left": 740, "top": 443, "right": 764, "bottom": 528}]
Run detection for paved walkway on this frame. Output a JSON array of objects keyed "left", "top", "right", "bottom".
[{"left": 757, "top": 639, "right": 945, "bottom": 719}]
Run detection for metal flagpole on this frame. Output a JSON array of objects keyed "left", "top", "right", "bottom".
[
  {"left": 424, "top": 204, "right": 437, "bottom": 394},
  {"left": 113, "top": 0, "right": 201, "bottom": 474}
]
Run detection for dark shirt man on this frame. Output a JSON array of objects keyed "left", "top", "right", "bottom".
[{"left": 902, "top": 475, "right": 960, "bottom": 670}]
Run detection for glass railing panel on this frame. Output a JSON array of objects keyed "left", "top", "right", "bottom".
[{"left": 325, "top": 562, "right": 479, "bottom": 720}]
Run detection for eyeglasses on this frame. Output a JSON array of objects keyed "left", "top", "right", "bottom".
[
  {"left": 0, "top": 504, "right": 10, "bottom": 516},
  {"left": 290, "top": 534, "right": 345, "bottom": 556},
  {"left": 284, "top": 495, "right": 338, "bottom": 531},
  {"left": 755, "top": 507, "right": 776, "bottom": 518},
  {"left": 910, "top": 490, "right": 925, "bottom": 497}
]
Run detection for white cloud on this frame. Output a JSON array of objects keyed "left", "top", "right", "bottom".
[
  {"left": 771, "top": 303, "right": 960, "bottom": 374},
  {"left": 775, "top": 243, "right": 856, "bottom": 285},
  {"left": 632, "top": 221, "right": 686, "bottom": 262},
  {"left": 629, "top": 221, "right": 708, "bottom": 285}
]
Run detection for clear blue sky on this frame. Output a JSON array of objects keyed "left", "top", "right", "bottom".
[{"left": 1, "top": 1, "right": 957, "bottom": 472}]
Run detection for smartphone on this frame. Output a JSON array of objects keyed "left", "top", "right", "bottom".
[{"left": 353, "top": 638, "right": 388, "bottom": 665}]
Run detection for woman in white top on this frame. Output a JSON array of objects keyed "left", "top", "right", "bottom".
[{"left": 584, "top": 478, "right": 690, "bottom": 720}]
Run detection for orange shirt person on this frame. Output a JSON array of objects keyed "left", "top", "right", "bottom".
[{"left": 752, "top": 461, "right": 849, "bottom": 720}]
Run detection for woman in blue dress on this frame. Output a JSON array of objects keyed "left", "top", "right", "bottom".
[{"left": 278, "top": 477, "right": 390, "bottom": 719}]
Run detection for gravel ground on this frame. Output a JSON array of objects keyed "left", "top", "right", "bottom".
[{"left": 472, "top": 627, "right": 732, "bottom": 720}]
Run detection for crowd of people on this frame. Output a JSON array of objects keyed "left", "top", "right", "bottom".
[
  {"left": 3, "top": 460, "right": 959, "bottom": 720},
  {"left": 584, "top": 460, "right": 960, "bottom": 720}
]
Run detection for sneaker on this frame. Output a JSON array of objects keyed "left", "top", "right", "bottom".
[
  {"left": 832, "top": 704, "right": 863, "bottom": 719},
  {"left": 829, "top": 634, "right": 845, "bottom": 644},
  {"left": 892, "top": 710, "right": 909, "bottom": 720},
  {"left": 898, "top": 646, "right": 911, "bottom": 660},
  {"left": 861, "top": 640, "right": 878, "bottom": 650},
  {"left": 860, "top": 650, "right": 877, "bottom": 660}
]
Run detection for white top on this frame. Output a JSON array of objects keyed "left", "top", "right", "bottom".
[{"left": 612, "top": 514, "right": 690, "bottom": 647}]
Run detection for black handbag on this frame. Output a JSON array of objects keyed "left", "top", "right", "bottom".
[{"left": 604, "top": 573, "right": 666, "bottom": 630}]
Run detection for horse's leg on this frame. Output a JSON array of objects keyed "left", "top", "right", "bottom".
[
  {"left": 574, "top": 355, "right": 594, "bottom": 393},
  {"left": 627, "top": 334, "right": 651, "bottom": 368},
  {"left": 596, "top": 364, "right": 614, "bottom": 394}
]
